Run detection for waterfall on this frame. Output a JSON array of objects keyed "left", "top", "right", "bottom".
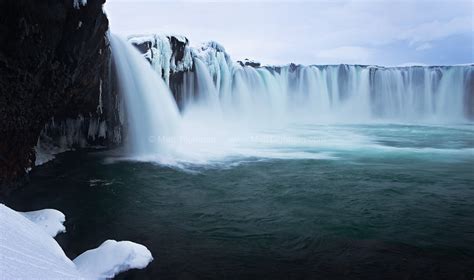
[
  {"left": 109, "top": 34, "right": 473, "bottom": 166},
  {"left": 188, "top": 58, "right": 221, "bottom": 109},
  {"left": 177, "top": 59, "right": 473, "bottom": 123},
  {"left": 109, "top": 34, "right": 181, "bottom": 158},
  {"left": 369, "top": 66, "right": 471, "bottom": 121},
  {"left": 127, "top": 34, "right": 473, "bottom": 123}
]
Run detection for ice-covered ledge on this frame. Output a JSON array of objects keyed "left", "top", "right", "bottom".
[{"left": 0, "top": 204, "right": 153, "bottom": 279}]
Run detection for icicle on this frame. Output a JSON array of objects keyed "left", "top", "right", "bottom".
[{"left": 97, "top": 79, "right": 103, "bottom": 115}]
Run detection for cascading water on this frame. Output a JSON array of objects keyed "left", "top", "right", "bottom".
[
  {"left": 370, "top": 66, "right": 471, "bottom": 121},
  {"left": 111, "top": 34, "right": 473, "bottom": 167},
  {"left": 109, "top": 34, "right": 181, "bottom": 159},
  {"left": 187, "top": 58, "right": 221, "bottom": 110},
  {"left": 180, "top": 59, "right": 472, "bottom": 123},
  {"left": 127, "top": 34, "right": 471, "bottom": 123}
]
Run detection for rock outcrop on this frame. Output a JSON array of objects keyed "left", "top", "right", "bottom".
[{"left": 0, "top": 0, "right": 113, "bottom": 185}]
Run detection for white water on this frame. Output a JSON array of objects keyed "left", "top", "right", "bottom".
[
  {"left": 111, "top": 34, "right": 473, "bottom": 167},
  {"left": 179, "top": 61, "right": 472, "bottom": 123},
  {"left": 110, "top": 35, "right": 181, "bottom": 159}
]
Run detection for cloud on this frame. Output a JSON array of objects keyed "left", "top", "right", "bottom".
[
  {"left": 316, "top": 46, "right": 372, "bottom": 64},
  {"left": 415, "top": 43, "right": 433, "bottom": 51},
  {"left": 400, "top": 16, "right": 472, "bottom": 45},
  {"left": 105, "top": 0, "right": 474, "bottom": 65}
]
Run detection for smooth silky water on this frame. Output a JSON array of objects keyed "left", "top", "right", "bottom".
[{"left": 5, "top": 123, "right": 474, "bottom": 279}]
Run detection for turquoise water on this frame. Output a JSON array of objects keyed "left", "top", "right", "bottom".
[{"left": 3, "top": 124, "right": 474, "bottom": 279}]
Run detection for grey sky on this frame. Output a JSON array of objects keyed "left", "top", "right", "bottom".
[{"left": 105, "top": 0, "right": 473, "bottom": 66}]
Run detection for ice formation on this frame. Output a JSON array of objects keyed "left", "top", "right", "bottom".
[
  {"left": 0, "top": 204, "right": 153, "bottom": 280},
  {"left": 97, "top": 78, "right": 103, "bottom": 115},
  {"left": 129, "top": 34, "right": 193, "bottom": 85},
  {"left": 73, "top": 0, "right": 87, "bottom": 9},
  {"left": 34, "top": 115, "right": 109, "bottom": 166}
]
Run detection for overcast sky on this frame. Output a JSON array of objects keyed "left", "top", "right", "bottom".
[{"left": 105, "top": 0, "right": 473, "bottom": 66}]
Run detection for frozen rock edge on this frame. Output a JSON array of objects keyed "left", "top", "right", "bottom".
[{"left": 0, "top": 204, "right": 153, "bottom": 280}]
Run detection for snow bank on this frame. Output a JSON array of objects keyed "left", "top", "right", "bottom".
[
  {"left": 0, "top": 204, "right": 81, "bottom": 279},
  {"left": 20, "top": 208, "right": 66, "bottom": 237},
  {"left": 74, "top": 240, "right": 153, "bottom": 279},
  {"left": 0, "top": 204, "right": 153, "bottom": 280}
]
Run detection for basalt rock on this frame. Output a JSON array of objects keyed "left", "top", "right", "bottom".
[
  {"left": 237, "top": 59, "right": 261, "bottom": 68},
  {"left": 0, "top": 0, "right": 113, "bottom": 186}
]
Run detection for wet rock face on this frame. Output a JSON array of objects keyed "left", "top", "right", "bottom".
[
  {"left": 169, "top": 36, "right": 189, "bottom": 66},
  {"left": 0, "top": 0, "right": 110, "bottom": 185},
  {"left": 237, "top": 59, "right": 261, "bottom": 68}
]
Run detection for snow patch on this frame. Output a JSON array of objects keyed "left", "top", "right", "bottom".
[
  {"left": 73, "top": 240, "right": 153, "bottom": 279},
  {"left": 20, "top": 209, "right": 66, "bottom": 237},
  {"left": 128, "top": 34, "right": 155, "bottom": 46},
  {"left": 0, "top": 204, "right": 153, "bottom": 280},
  {"left": 0, "top": 204, "right": 81, "bottom": 279}
]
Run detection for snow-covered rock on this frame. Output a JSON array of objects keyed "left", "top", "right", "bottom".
[
  {"left": 0, "top": 204, "right": 153, "bottom": 280},
  {"left": 20, "top": 208, "right": 66, "bottom": 237},
  {"left": 129, "top": 34, "right": 193, "bottom": 85},
  {"left": 0, "top": 204, "right": 81, "bottom": 279},
  {"left": 191, "top": 41, "right": 233, "bottom": 81},
  {"left": 74, "top": 240, "right": 153, "bottom": 279}
]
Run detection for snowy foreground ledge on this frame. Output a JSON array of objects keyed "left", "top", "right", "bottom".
[{"left": 0, "top": 204, "right": 153, "bottom": 279}]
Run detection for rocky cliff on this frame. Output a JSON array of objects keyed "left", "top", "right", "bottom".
[{"left": 0, "top": 0, "right": 114, "bottom": 186}]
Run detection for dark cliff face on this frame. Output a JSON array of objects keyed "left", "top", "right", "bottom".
[{"left": 0, "top": 0, "right": 111, "bottom": 185}]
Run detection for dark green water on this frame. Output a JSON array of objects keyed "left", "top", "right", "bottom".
[{"left": 3, "top": 124, "right": 474, "bottom": 279}]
